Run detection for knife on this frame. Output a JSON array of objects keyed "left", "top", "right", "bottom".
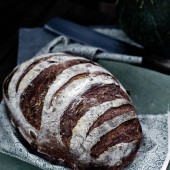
[
  {"left": 44, "top": 17, "right": 170, "bottom": 74},
  {"left": 44, "top": 17, "right": 144, "bottom": 64}
]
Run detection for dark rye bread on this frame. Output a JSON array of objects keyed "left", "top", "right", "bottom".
[{"left": 2, "top": 52, "right": 142, "bottom": 170}]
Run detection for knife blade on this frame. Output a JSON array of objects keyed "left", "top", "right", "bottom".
[{"left": 44, "top": 17, "right": 144, "bottom": 64}]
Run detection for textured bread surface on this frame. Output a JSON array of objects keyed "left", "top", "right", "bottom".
[{"left": 3, "top": 52, "right": 142, "bottom": 170}]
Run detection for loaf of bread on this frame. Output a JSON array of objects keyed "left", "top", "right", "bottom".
[{"left": 3, "top": 52, "right": 142, "bottom": 170}]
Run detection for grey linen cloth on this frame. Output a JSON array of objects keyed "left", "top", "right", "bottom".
[{"left": 0, "top": 28, "right": 168, "bottom": 170}]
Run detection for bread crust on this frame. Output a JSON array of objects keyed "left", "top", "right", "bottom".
[{"left": 3, "top": 52, "right": 142, "bottom": 170}]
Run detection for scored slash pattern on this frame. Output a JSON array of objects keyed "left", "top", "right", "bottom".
[{"left": 3, "top": 53, "right": 142, "bottom": 169}]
